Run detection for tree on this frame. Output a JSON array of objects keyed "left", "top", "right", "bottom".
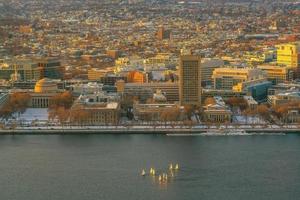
[
  {"left": 70, "top": 105, "right": 90, "bottom": 126},
  {"left": 9, "top": 92, "right": 31, "bottom": 114},
  {"left": 146, "top": 98, "right": 154, "bottom": 104},
  {"left": 226, "top": 97, "right": 248, "bottom": 110},
  {"left": 184, "top": 105, "right": 194, "bottom": 119},
  {"left": 0, "top": 92, "right": 31, "bottom": 119},
  {"left": 0, "top": 105, "right": 13, "bottom": 120},
  {"left": 49, "top": 91, "right": 73, "bottom": 110},
  {"left": 56, "top": 107, "right": 70, "bottom": 125},
  {"left": 257, "top": 105, "right": 269, "bottom": 121}
]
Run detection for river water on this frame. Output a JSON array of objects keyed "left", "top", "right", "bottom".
[{"left": 0, "top": 134, "right": 299, "bottom": 200}]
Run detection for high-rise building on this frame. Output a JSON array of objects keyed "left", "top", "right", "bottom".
[
  {"left": 157, "top": 27, "right": 171, "bottom": 40},
  {"left": 179, "top": 55, "right": 202, "bottom": 106},
  {"left": 36, "top": 58, "right": 64, "bottom": 80},
  {"left": 276, "top": 42, "right": 300, "bottom": 68}
]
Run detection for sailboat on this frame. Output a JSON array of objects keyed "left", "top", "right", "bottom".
[
  {"left": 175, "top": 164, "right": 179, "bottom": 170},
  {"left": 141, "top": 169, "right": 146, "bottom": 176},
  {"left": 169, "top": 163, "right": 173, "bottom": 170},
  {"left": 158, "top": 175, "right": 162, "bottom": 181},
  {"left": 152, "top": 169, "right": 156, "bottom": 175}
]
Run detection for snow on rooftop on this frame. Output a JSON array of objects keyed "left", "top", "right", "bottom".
[{"left": 17, "top": 108, "right": 49, "bottom": 121}]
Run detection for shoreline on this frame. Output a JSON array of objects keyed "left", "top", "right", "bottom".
[{"left": 0, "top": 127, "right": 300, "bottom": 135}]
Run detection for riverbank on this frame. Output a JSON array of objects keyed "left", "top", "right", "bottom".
[{"left": 0, "top": 125, "right": 300, "bottom": 135}]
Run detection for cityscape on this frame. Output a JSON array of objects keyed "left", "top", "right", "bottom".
[
  {"left": 0, "top": 0, "right": 300, "bottom": 133},
  {"left": 0, "top": 1, "right": 300, "bottom": 199}
]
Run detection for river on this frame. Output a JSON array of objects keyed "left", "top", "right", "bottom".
[{"left": 0, "top": 134, "right": 299, "bottom": 200}]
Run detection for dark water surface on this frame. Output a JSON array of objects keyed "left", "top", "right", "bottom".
[{"left": 0, "top": 134, "right": 300, "bottom": 200}]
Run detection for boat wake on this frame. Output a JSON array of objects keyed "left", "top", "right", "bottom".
[{"left": 167, "top": 130, "right": 286, "bottom": 137}]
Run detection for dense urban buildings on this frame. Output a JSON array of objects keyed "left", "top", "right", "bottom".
[{"left": 0, "top": 0, "right": 300, "bottom": 126}]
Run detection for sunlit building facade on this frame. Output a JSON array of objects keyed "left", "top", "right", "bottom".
[
  {"left": 276, "top": 43, "right": 300, "bottom": 68},
  {"left": 212, "top": 68, "right": 266, "bottom": 90},
  {"left": 179, "top": 55, "right": 202, "bottom": 106}
]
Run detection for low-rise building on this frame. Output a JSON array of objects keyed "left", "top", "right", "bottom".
[
  {"left": 71, "top": 93, "right": 120, "bottom": 125},
  {"left": 127, "top": 71, "right": 147, "bottom": 83},
  {"left": 202, "top": 89, "right": 246, "bottom": 102},
  {"left": 268, "top": 91, "right": 300, "bottom": 106},
  {"left": 203, "top": 96, "right": 232, "bottom": 123},
  {"left": 233, "top": 79, "right": 272, "bottom": 102},
  {"left": 0, "top": 59, "right": 40, "bottom": 81},
  {"left": 212, "top": 67, "right": 266, "bottom": 90},
  {"left": 0, "top": 92, "right": 9, "bottom": 109},
  {"left": 257, "top": 65, "right": 293, "bottom": 85},
  {"left": 123, "top": 82, "right": 179, "bottom": 103},
  {"left": 201, "top": 58, "right": 224, "bottom": 86},
  {"left": 133, "top": 103, "right": 184, "bottom": 121},
  {"left": 70, "top": 82, "right": 103, "bottom": 97},
  {"left": 88, "top": 68, "right": 107, "bottom": 81},
  {"left": 243, "top": 96, "right": 258, "bottom": 110},
  {"left": 283, "top": 110, "right": 300, "bottom": 123},
  {"left": 29, "top": 78, "right": 61, "bottom": 108}
]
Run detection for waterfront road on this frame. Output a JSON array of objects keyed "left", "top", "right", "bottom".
[{"left": 0, "top": 124, "right": 300, "bottom": 134}]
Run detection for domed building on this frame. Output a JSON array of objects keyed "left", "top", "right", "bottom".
[
  {"left": 30, "top": 78, "right": 60, "bottom": 108},
  {"left": 34, "top": 78, "right": 58, "bottom": 93}
]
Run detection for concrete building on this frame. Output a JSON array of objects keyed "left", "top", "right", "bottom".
[
  {"left": 70, "top": 82, "right": 104, "bottom": 97},
  {"left": 244, "top": 81, "right": 272, "bottom": 102},
  {"left": 0, "top": 92, "right": 9, "bottom": 110},
  {"left": 0, "top": 59, "right": 40, "bottom": 81},
  {"left": 107, "top": 50, "right": 121, "bottom": 59},
  {"left": 30, "top": 78, "right": 60, "bottom": 108},
  {"left": 268, "top": 83, "right": 300, "bottom": 95},
  {"left": 257, "top": 65, "right": 293, "bottom": 85},
  {"left": 201, "top": 58, "right": 224, "bottom": 86},
  {"left": 36, "top": 58, "right": 64, "bottom": 80},
  {"left": 127, "top": 71, "right": 147, "bottom": 83},
  {"left": 203, "top": 96, "right": 232, "bottom": 123},
  {"left": 243, "top": 96, "right": 258, "bottom": 110},
  {"left": 133, "top": 103, "right": 184, "bottom": 121},
  {"left": 99, "top": 74, "right": 127, "bottom": 86},
  {"left": 71, "top": 93, "right": 120, "bottom": 125},
  {"left": 202, "top": 89, "right": 246, "bottom": 102},
  {"left": 276, "top": 42, "right": 300, "bottom": 68},
  {"left": 88, "top": 68, "right": 107, "bottom": 81},
  {"left": 283, "top": 110, "right": 300, "bottom": 123},
  {"left": 123, "top": 82, "right": 179, "bottom": 103},
  {"left": 212, "top": 67, "right": 266, "bottom": 90},
  {"left": 179, "top": 55, "right": 202, "bottom": 106},
  {"left": 268, "top": 91, "right": 300, "bottom": 106}
]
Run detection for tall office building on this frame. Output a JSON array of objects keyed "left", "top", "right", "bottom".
[
  {"left": 157, "top": 27, "right": 171, "bottom": 40},
  {"left": 36, "top": 58, "right": 64, "bottom": 80},
  {"left": 179, "top": 55, "right": 202, "bottom": 106}
]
